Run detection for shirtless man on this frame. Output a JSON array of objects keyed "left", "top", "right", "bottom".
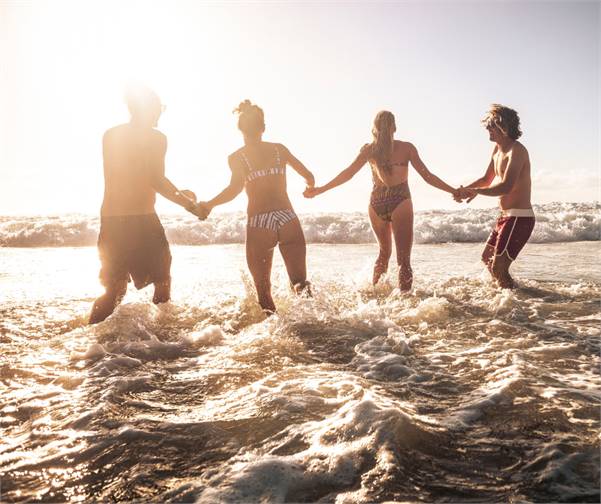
[
  {"left": 89, "top": 86, "right": 200, "bottom": 324},
  {"left": 458, "top": 104, "right": 535, "bottom": 289}
]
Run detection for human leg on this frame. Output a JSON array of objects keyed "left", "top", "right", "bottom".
[
  {"left": 277, "top": 217, "right": 311, "bottom": 295},
  {"left": 246, "top": 226, "right": 278, "bottom": 313},
  {"left": 89, "top": 280, "right": 128, "bottom": 324},
  {"left": 390, "top": 199, "right": 414, "bottom": 291},
  {"left": 368, "top": 205, "right": 392, "bottom": 285}
]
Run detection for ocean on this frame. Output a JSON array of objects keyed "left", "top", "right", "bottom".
[{"left": 1, "top": 202, "right": 599, "bottom": 502}]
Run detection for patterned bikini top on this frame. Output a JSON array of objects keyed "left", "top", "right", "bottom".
[
  {"left": 371, "top": 160, "right": 408, "bottom": 184},
  {"left": 241, "top": 146, "right": 286, "bottom": 183}
]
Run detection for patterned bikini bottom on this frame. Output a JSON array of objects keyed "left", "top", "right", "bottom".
[
  {"left": 247, "top": 209, "right": 298, "bottom": 232},
  {"left": 370, "top": 183, "right": 411, "bottom": 222}
]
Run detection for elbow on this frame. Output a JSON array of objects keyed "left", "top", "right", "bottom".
[
  {"left": 497, "top": 182, "right": 512, "bottom": 195},
  {"left": 230, "top": 184, "right": 244, "bottom": 197},
  {"left": 150, "top": 177, "right": 166, "bottom": 193}
]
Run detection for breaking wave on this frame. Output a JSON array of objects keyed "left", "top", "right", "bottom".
[{"left": 1, "top": 202, "right": 599, "bottom": 247}]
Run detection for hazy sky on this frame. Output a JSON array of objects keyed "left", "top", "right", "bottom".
[{"left": 0, "top": 0, "right": 599, "bottom": 215}]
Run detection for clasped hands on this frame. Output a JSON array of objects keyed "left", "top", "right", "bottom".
[
  {"left": 453, "top": 186, "right": 477, "bottom": 203},
  {"left": 180, "top": 190, "right": 212, "bottom": 221}
]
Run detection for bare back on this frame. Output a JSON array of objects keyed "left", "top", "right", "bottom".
[
  {"left": 230, "top": 142, "right": 293, "bottom": 216},
  {"left": 368, "top": 140, "right": 411, "bottom": 187},
  {"left": 101, "top": 124, "right": 165, "bottom": 217},
  {"left": 493, "top": 141, "right": 532, "bottom": 210}
]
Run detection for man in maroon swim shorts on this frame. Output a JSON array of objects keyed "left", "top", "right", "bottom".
[{"left": 458, "top": 104, "right": 535, "bottom": 288}]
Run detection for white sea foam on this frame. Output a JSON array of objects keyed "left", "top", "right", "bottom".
[{"left": 1, "top": 202, "right": 598, "bottom": 247}]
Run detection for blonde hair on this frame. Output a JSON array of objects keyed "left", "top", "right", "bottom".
[
  {"left": 367, "top": 111, "right": 397, "bottom": 171},
  {"left": 482, "top": 104, "right": 522, "bottom": 140},
  {"left": 233, "top": 99, "right": 265, "bottom": 136}
]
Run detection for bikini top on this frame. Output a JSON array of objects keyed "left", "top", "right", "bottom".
[
  {"left": 241, "top": 146, "right": 286, "bottom": 183},
  {"left": 371, "top": 160, "right": 408, "bottom": 184}
]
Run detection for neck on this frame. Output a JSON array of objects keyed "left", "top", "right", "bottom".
[
  {"left": 244, "top": 134, "right": 262, "bottom": 146},
  {"left": 496, "top": 137, "right": 515, "bottom": 152},
  {"left": 130, "top": 118, "right": 154, "bottom": 129}
]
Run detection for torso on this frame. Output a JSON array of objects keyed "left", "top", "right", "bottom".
[
  {"left": 368, "top": 140, "right": 411, "bottom": 188},
  {"left": 232, "top": 141, "right": 293, "bottom": 216},
  {"left": 493, "top": 141, "right": 532, "bottom": 210},
  {"left": 101, "top": 123, "right": 161, "bottom": 217}
]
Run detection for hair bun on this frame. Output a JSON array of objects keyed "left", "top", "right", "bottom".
[{"left": 234, "top": 99, "right": 254, "bottom": 115}]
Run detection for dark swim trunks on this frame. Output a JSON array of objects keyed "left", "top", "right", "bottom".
[
  {"left": 98, "top": 213, "right": 171, "bottom": 289},
  {"left": 370, "top": 182, "right": 411, "bottom": 222},
  {"left": 486, "top": 209, "right": 535, "bottom": 261}
]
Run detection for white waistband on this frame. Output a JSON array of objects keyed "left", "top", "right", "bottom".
[{"left": 501, "top": 208, "right": 535, "bottom": 217}]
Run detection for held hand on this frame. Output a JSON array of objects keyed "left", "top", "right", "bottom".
[
  {"left": 195, "top": 201, "right": 212, "bottom": 220},
  {"left": 452, "top": 187, "right": 463, "bottom": 203},
  {"left": 187, "top": 201, "right": 211, "bottom": 220},
  {"left": 303, "top": 186, "right": 323, "bottom": 199},
  {"left": 462, "top": 187, "right": 477, "bottom": 203}
]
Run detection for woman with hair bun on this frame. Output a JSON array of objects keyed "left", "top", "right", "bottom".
[
  {"left": 304, "top": 110, "right": 458, "bottom": 291},
  {"left": 197, "top": 100, "right": 315, "bottom": 314}
]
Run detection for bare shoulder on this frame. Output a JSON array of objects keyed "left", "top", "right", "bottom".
[
  {"left": 508, "top": 142, "right": 528, "bottom": 164},
  {"left": 103, "top": 124, "right": 126, "bottom": 142},
  {"left": 229, "top": 146, "right": 246, "bottom": 159},
  {"left": 148, "top": 128, "right": 166, "bottom": 144},
  {"left": 512, "top": 141, "right": 528, "bottom": 155},
  {"left": 399, "top": 140, "right": 417, "bottom": 155},
  {"left": 359, "top": 143, "right": 373, "bottom": 159},
  {"left": 273, "top": 142, "right": 289, "bottom": 155},
  {"left": 228, "top": 147, "right": 246, "bottom": 168}
]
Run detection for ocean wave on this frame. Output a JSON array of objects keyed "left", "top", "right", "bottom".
[{"left": 1, "top": 202, "right": 599, "bottom": 247}]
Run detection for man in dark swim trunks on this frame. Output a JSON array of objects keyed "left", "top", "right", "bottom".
[
  {"left": 89, "top": 85, "right": 201, "bottom": 324},
  {"left": 457, "top": 104, "right": 535, "bottom": 289}
]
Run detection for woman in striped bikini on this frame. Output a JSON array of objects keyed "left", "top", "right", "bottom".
[
  {"left": 198, "top": 100, "right": 315, "bottom": 313},
  {"left": 304, "top": 111, "right": 458, "bottom": 291}
]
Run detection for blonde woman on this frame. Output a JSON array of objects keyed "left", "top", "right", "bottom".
[
  {"left": 197, "top": 100, "right": 314, "bottom": 313},
  {"left": 305, "top": 111, "right": 458, "bottom": 291}
]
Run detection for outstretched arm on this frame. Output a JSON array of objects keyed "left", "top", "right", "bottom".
[
  {"left": 409, "top": 143, "right": 457, "bottom": 194},
  {"left": 148, "top": 134, "right": 197, "bottom": 210},
  {"left": 305, "top": 146, "right": 369, "bottom": 198},
  {"left": 203, "top": 155, "right": 246, "bottom": 211},
  {"left": 280, "top": 144, "right": 315, "bottom": 188}
]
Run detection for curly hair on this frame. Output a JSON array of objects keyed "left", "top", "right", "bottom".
[
  {"left": 233, "top": 99, "right": 265, "bottom": 136},
  {"left": 482, "top": 104, "right": 522, "bottom": 140}
]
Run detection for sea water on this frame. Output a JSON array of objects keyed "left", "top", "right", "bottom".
[{"left": 1, "top": 205, "right": 599, "bottom": 502}]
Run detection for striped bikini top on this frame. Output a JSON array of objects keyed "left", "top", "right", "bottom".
[{"left": 241, "top": 146, "right": 285, "bottom": 183}]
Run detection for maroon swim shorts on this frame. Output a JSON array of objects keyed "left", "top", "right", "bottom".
[{"left": 486, "top": 210, "right": 535, "bottom": 261}]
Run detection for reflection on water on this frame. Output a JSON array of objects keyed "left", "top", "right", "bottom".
[{"left": 1, "top": 243, "right": 599, "bottom": 502}]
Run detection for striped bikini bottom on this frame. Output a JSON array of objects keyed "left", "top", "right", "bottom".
[
  {"left": 370, "top": 183, "right": 411, "bottom": 222},
  {"left": 248, "top": 209, "right": 298, "bottom": 232}
]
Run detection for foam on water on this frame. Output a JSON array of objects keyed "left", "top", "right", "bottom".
[
  {"left": 1, "top": 201, "right": 599, "bottom": 246},
  {"left": 1, "top": 242, "right": 599, "bottom": 502}
]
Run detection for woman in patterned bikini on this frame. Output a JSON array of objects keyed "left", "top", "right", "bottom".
[
  {"left": 304, "top": 111, "right": 458, "bottom": 291},
  {"left": 198, "top": 100, "right": 315, "bottom": 313}
]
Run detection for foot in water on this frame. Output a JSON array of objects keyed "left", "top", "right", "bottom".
[
  {"left": 373, "top": 260, "right": 389, "bottom": 285},
  {"left": 293, "top": 280, "right": 312, "bottom": 297},
  {"left": 399, "top": 263, "right": 413, "bottom": 292}
]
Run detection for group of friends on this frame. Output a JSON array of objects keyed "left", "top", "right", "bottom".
[{"left": 89, "top": 87, "right": 534, "bottom": 324}]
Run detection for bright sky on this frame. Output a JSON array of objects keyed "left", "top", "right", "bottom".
[{"left": 0, "top": 0, "right": 599, "bottom": 216}]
